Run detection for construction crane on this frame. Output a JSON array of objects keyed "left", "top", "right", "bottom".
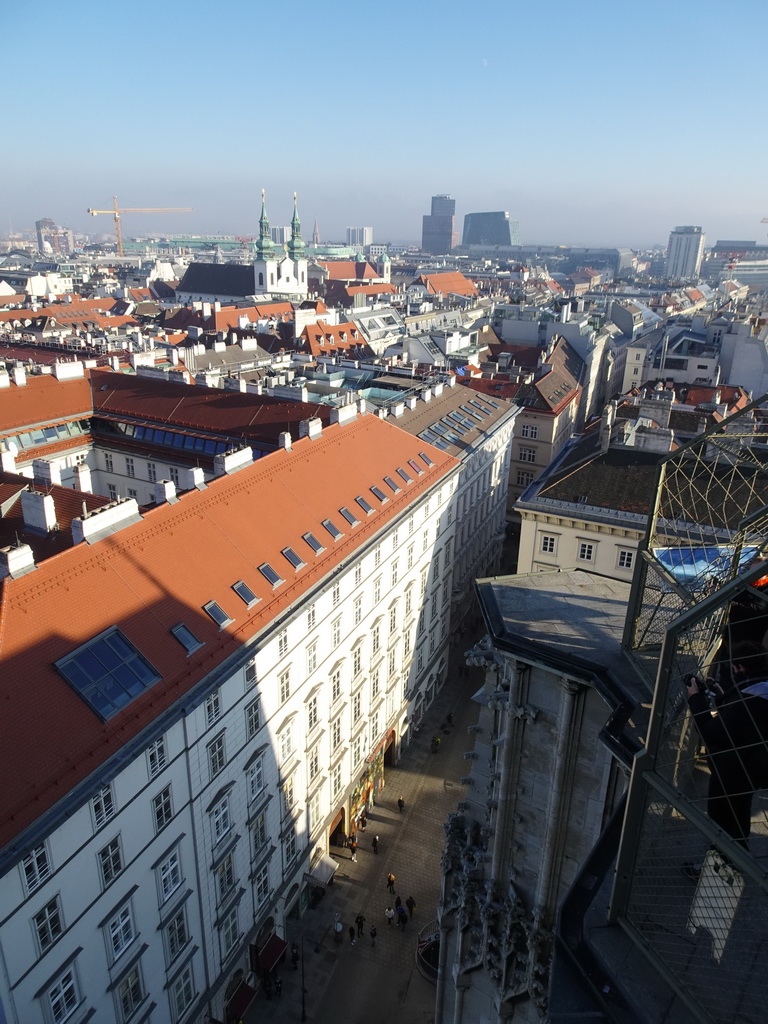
[{"left": 86, "top": 195, "right": 193, "bottom": 256}]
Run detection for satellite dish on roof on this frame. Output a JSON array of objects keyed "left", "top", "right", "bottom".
[{"left": 7, "top": 441, "right": 18, "bottom": 457}]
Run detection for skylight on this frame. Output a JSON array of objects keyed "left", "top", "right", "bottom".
[
  {"left": 259, "top": 563, "right": 284, "bottom": 587},
  {"left": 56, "top": 628, "right": 161, "bottom": 720},
  {"left": 396, "top": 468, "right": 413, "bottom": 485},
  {"left": 282, "top": 547, "right": 306, "bottom": 570},
  {"left": 203, "top": 601, "right": 233, "bottom": 629},
  {"left": 339, "top": 506, "right": 360, "bottom": 527},
  {"left": 384, "top": 476, "right": 401, "bottom": 494},
  {"left": 232, "top": 581, "right": 260, "bottom": 608},
  {"left": 407, "top": 459, "right": 424, "bottom": 476},
  {"left": 171, "top": 623, "right": 204, "bottom": 654},
  {"left": 322, "top": 519, "right": 344, "bottom": 540},
  {"left": 355, "top": 496, "right": 375, "bottom": 515},
  {"left": 303, "top": 532, "right": 325, "bottom": 555},
  {"left": 419, "top": 452, "right": 435, "bottom": 467},
  {"left": 370, "top": 486, "right": 389, "bottom": 503}
]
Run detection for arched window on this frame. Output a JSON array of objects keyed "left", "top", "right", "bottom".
[{"left": 258, "top": 272, "right": 264, "bottom": 286}]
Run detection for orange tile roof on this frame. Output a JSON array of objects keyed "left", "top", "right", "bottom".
[
  {"left": 0, "top": 375, "right": 93, "bottom": 436},
  {"left": 299, "top": 320, "right": 372, "bottom": 358},
  {"left": 0, "top": 415, "right": 458, "bottom": 846},
  {"left": 0, "top": 470, "right": 111, "bottom": 557},
  {"left": 0, "top": 294, "right": 26, "bottom": 306},
  {"left": 413, "top": 272, "right": 478, "bottom": 298},
  {"left": 346, "top": 283, "right": 396, "bottom": 296},
  {"left": 318, "top": 261, "right": 379, "bottom": 281}
]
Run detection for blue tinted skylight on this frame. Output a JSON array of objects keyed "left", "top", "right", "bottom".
[
  {"left": 171, "top": 623, "right": 204, "bottom": 654},
  {"left": 322, "top": 519, "right": 344, "bottom": 540},
  {"left": 282, "top": 547, "right": 306, "bottom": 570},
  {"left": 339, "top": 506, "right": 359, "bottom": 527},
  {"left": 355, "top": 496, "right": 375, "bottom": 515},
  {"left": 303, "top": 532, "right": 325, "bottom": 554},
  {"left": 204, "top": 601, "right": 233, "bottom": 629},
  {"left": 259, "top": 563, "right": 284, "bottom": 587},
  {"left": 232, "top": 581, "right": 260, "bottom": 608},
  {"left": 56, "top": 628, "right": 161, "bottom": 720}
]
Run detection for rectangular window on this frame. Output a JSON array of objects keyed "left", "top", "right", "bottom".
[
  {"left": 92, "top": 785, "right": 115, "bottom": 830},
  {"left": 278, "top": 630, "right": 288, "bottom": 657},
  {"left": 245, "top": 657, "right": 258, "bottom": 688},
  {"left": 246, "top": 697, "right": 261, "bottom": 739},
  {"left": 34, "top": 897, "right": 63, "bottom": 953},
  {"left": 331, "top": 670, "right": 341, "bottom": 703},
  {"left": 127, "top": 488, "right": 137, "bottom": 500},
  {"left": 125, "top": 456, "right": 135, "bottom": 477},
  {"left": 372, "top": 624, "right": 380, "bottom": 654},
  {"left": 205, "top": 691, "right": 221, "bottom": 727},
  {"left": 248, "top": 755, "right": 265, "bottom": 801},
  {"left": 118, "top": 966, "right": 143, "bottom": 1022},
  {"left": 389, "top": 606, "right": 397, "bottom": 634},
  {"left": 371, "top": 665, "right": 380, "bottom": 699},
  {"left": 233, "top": 580, "right": 259, "bottom": 608},
  {"left": 159, "top": 849, "right": 181, "bottom": 902},
  {"left": 353, "top": 646, "right": 362, "bottom": 676},
  {"left": 48, "top": 967, "right": 78, "bottom": 1024},
  {"left": 354, "top": 564, "right": 362, "bottom": 586},
  {"left": 208, "top": 734, "right": 226, "bottom": 778},
  {"left": 332, "top": 617, "right": 341, "bottom": 648},
  {"left": 252, "top": 811, "right": 267, "bottom": 856},
  {"left": 331, "top": 764, "right": 342, "bottom": 798},
  {"left": 255, "top": 864, "right": 270, "bottom": 906},
  {"left": 307, "top": 640, "right": 318, "bottom": 674},
  {"left": 216, "top": 854, "right": 235, "bottom": 902},
  {"left": 258, "top": 562, "right": 284, "bottom": 588},
  {"left": 332, "top": 582, "right": 340, "bottom": 607},
  {"left": 307, "top": 695, "right": 318, "bottom": 732},
  {"left": 331, "top": 717, "right": 341, "bottom": 748},
  {"left": 516, "top": 470, "right": 534, "bottom": 487},
  {"left": 107, "top": 483, "right": 117, "bottom": 500},
  {"left": 303, "top": 532, "right": 325, "bottom": 555},
  {"left": 279, "top": 669, "right": 291, "bottom": 704},
  {"left": 521, "top": 424, "right": 538, "bottom": 439},
  {"left": 352, "top": 692, "right": 361, "bottom": 723},
  {"left": 99, "top": 836, "right": 123, "bottom": 887},
  {"left": 171, "top": 965, "right": 195, "bottom": 1019},
  {"left": 391, "top": 559, "right": 399, "bottom": 586},
  {"left": 309, "top": 789, "right": 322, "bottom": 832},
  {"left": 171, "top": 622, "right": 203, "bottom": 655},
  {"left": 308, "top": 746, "right": 319, "bottom": 781},
  {"left": 322, "top": 518, "right": 344, "bottom": 541},
  {"left": 373, "top": 576, "right": 381, "bottom": 603},
  {"left": 578, "top": 542, "right": 594, "bottom": 562},
  {"left": 405, "top": 589, "right": 412, "bottom": 617},
  {"left": 374, "top": 547, "right": 381, "bottom": 568},
  {"left": 147, "top": 462, "right": 157, "bottom": 483},
  {"left": 166, "top": 907, "right": 188, "bottom": 961},
  {"left": 354, "top": 595, "right": 363, "bottom": 625},
  {"left": 282, "top": 546, "right": 306, "bottom": 571},
  {"left": 618, "top": 549, "right": 634, "bottom": 569},
  {"left": 153, "top": 786, "right": 173, "bottom": 832},
  {"left": 339, "top": 506, "right": 359, "bottom": 527},
  {"left": 307, "top": 605, "right": 316, "bottom": 630},
  {"left": 519, "top": 447, "right": 536, "bottom": 463},
  {"left": 170, "top": 467, "right": 180, "bottom": 486},
  {"left": 212, "top": 798, "right": 231, "bottom": 843},
  {"left": 221, "top": 906, "right": 239, "bottom": 956},
  {"left": 407, "top": 544, "right": 414, "bottom": 570},
  {"left": 280, "top": 723, "right": 294, "bottom": 764},
  {"left": 284, "top": 778, "right": 296, "bottom": 817},
  {"left": 105, "top": 453, "right": 114, "bottom": 472},
  {"left": 204, "top": 601, "right": 232, "bottom": 629},
  {"left": 541, "top": 535, "right": 556, "bottom": 554},
  {"left": 107, "top": 904, "right": 134, "bottom": 962},
  {"left": 285, "top": 830, "right": 297, "bottom": 862},
  {"left": 388, "top": 649, "right": 397, "bottom": 678}
]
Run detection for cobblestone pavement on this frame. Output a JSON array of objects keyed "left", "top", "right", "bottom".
[{"left": 243, "top": 631, "right": 484, "bottom": 1024}]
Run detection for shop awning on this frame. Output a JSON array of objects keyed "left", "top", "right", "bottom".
[
  {"left": 256, "top": 933, "right": 287, "bottom": 974},
  {"left": 226, "top": 980, "right": 257, "bottom": 1020},
  {"left": 308, "top": 853, "right": 338, "bottom": 886}
]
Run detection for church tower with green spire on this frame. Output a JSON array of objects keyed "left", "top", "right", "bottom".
[{"left": 253, "top": 189, "right": 308, "bottom": 299}]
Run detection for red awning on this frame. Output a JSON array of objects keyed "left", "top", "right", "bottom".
[
  {"left": 226, "top": 980, "right": 257, "bottom": 1020},
  {"left": 257, "top": 933, "right": 288, "bottom": 973}
]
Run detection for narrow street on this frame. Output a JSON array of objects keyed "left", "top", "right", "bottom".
[{"left": 244, "top": 634, "right": 484, "bottom": 1024}]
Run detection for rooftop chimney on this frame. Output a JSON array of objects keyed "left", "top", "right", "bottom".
[
  {"left": 279, "top": 432, "right": 292, "bottom": 450},
  {"left": 21, "top": 489, "right": 58, "bottom": 532},
  {"left": 298, "top": 418, "right": 323, "bottom": 440},
  {"left": 154, "top": 479, "right": 178, "bottom": 504},
  {"left": 329, "top": 405, "right": 357, "bottom": 427},
  {"left": 33, "top": 459, "right": 62, "bottom": 487},
  {"left": 183, "top": 466, "right": 206, "bottom": 490},
  {"left": 71, "top": 498, "right": 142, "bottom": 544},
  {"left": 1, "top": 448, "right": 15, "bottom": 473},
  {"left": 73, "top": 464, "right": 93, "bottom": 493},
  {"left": 0, "top": 543, "right": 36, "bottom": 580},
  {"left": 12, "top": 366, "right": 26, "bottom": 387},
  {"left": 213, "top": 446, "right": 253, "bottom": 475}
]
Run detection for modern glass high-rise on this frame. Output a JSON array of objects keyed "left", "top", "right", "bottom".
[
  {"left": 422, "top": 195, "right": 457, "bottom": 254},
  {"left": 462, "top": 211, "right": 514, "bottom": 246},
  {"left": 665, "top": 225, "right": 705, "bottom": 280}
]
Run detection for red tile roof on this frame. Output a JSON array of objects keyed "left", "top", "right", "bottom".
[
  {"left": 412, "top": 272, "right": 478, "bottom": 298},
  {"left": 317, "top": 261, "right": 379, "bottom": 281},
  {"left": 89, "top": 369, "right": 333, "bottom": 447},
  {"left": 0, "top": 375, "right": 93, "bottom": 437},
  {"left": 299, "top": 320, "right": 373, "bottom": 358},
  {"left": 0, "top": 470, "right": 111, "bottom": 557},
  {"left": 0, "top": 415, "right": 458, "bottom": 846}
]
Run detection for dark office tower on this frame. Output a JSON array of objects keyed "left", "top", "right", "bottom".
[
  {"left": 421, "top": 194, "right": 457, "bottom": 254},
  {"left": 462, "top": 211, "right": 513, "bottom": 246}
]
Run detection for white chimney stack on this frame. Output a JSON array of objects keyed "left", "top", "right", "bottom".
[
  {"left": 33, "top": 459, "right": 62, "bottom": 488},
  {"left": 0, "top": 543, "right": 36, "bottom": 579},
  {"left": 21, "top": 490, "right": 58, "bottom": 532},
  {"left": 73, "top": 464, "right": 93, "bottom": 493},
  {"left": 154, "top": 480, "right": 178, "bottom": 504}
]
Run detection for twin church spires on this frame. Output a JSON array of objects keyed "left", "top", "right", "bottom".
[{"left": 255, "top": 189, "right": 305, "bottom": 261}]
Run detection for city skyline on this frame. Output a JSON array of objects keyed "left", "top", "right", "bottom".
[{"left": 3, "top": 0, "right": 767, "bottom": 249}]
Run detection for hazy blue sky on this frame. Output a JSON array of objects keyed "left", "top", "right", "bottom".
[{"left": 3, "top": 0, "right": 767, "bottom": 249}]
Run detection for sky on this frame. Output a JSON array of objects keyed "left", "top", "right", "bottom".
[{"left": 3, "top": 0, "right": 768, "bottom": 250}]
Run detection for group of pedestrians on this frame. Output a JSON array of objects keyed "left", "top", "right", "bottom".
[{"left": 384, "top": 894, "right": 416, "bottom": 931}]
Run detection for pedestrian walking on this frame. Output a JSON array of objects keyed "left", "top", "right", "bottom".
[
  {"left": 273, "top": 973, "right": 282, "bottom": 997},
  {"left": 360, "top": 811, "right": 367, "bottom": 832},
  {"left": 386, "top": 872, "right": 395, "bottom": 893},
  {"left": 397, "top": 795, "right": 405, "bottom": 813},
  {"left": 349, "top": 925, "right": 356, "bottom": 946},
  {"left": 349, "top": 837, "right": 358, "bottom": 862},
  {"left": 372, "top": 834, "right": 379, "bottom": 854},
  {"left": 397, "top": 905, "right": 408, "bottom": 930},
  {"left": 395, "top": 895, "right": 402, "bottom": 909},
  {"left": 370, "top": 925, "right": 377, "bottom": 947},
  {"left": 385, "top": 906, "right": 395, "bottom": 927},
  {"left": 291, "top": 942, "right": 299, "bottom": 970},
  {"left": 355, "top": 912, "right": 366, "bottom": 937},
  {"left": 406, "top": 896, "right": 416, "bottom": 919}
]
